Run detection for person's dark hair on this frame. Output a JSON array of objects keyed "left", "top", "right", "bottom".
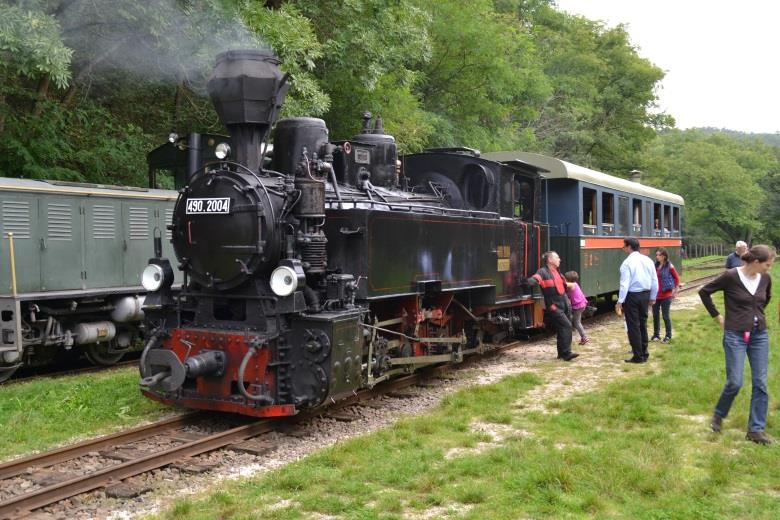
[
  {"left": 564, "top": 271, "right": 579, "bottom": 283},
  {"left": 655, "top": 247, "right": 669, "bottom": 267},
  {"left": 623, "top": 237, "right": 640, "bottom": 251},
  {"left": 741, "top": 244, "right": 776, "bottom": 263},
  {"left": 542, "top": 251, "right": 557, "bottom": 264}
]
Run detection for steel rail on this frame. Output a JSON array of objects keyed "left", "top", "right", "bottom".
[
  {"left": 0, "top": 368, "right": 451, "bottom": 519},
  {"left": 0, "top": 413, "right": 202, "bottom": 481},
  {"left": 0, "top": 347, "right": 518, "bottom": 520}
]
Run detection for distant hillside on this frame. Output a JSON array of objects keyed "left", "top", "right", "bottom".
[{"left": 694, "top": 127, "right": 780, "bottom": 147}]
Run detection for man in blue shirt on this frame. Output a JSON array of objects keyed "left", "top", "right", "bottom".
[
  {"left": 725, "top": 241, "right": 747, "bottom": 269},
  {"left": 615, "top": 237, "right": 658, "bottom": 363}
]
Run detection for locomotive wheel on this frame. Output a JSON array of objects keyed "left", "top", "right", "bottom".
[{"left": 83, "top": 342, "right": 125, "bottom": 366}]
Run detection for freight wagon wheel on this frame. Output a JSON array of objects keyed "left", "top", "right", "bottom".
[
  {"left": 0, "top": 365, "right": 20, "bottom": 383},
  {"left": 83, "top": 341, "right": 125, "bottom": 366}
]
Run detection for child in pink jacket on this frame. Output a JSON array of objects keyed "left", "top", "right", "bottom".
[{"left": 565, "top": 271, "right": 589, "bottom": 345}]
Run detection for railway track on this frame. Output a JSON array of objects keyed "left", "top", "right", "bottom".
[
  {"left": 678, "top": 273, "right": 719, "bottom": 293},
  {"left": 0, "top": 350, "right": 514, "bottom": 519}
]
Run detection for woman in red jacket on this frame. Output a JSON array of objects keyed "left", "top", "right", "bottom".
[{"left": 652, "top": 247, "right": 680, "bottom": 343}]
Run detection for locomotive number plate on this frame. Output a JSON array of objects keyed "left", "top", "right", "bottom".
[{"left": 186, "top": 197, "right": 231, "bottom": 214}]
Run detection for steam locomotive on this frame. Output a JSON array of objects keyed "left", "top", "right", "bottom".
[{"left": 138, "top": 50, "right": 551, "bottom": 417}]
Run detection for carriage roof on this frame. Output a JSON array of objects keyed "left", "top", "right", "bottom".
[
  {"left": 483, "top": 151, "right": 684, "bottom": 206},
  {"left": 0, "top": 177, "right": 177, "bottom": 201}
]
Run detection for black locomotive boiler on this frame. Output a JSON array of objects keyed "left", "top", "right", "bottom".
[{"left": 139, "top": 50, "right": 549, "bottom": 417}]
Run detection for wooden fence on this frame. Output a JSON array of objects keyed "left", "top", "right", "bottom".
[{"left": 683, "top": 242, "right": 729, "bottom": 259}]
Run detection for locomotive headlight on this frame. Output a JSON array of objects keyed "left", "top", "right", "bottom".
[
  {"left": 270, "top": 265, "right": 299, "bottom": 297},
  {"left": 215, "top": 142, "right": 231, "bottom": 160},
  {"left": 141, "top": 264, "right": 165, "bottom": 292}
]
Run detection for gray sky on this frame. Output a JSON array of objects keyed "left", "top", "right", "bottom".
[{"left": 555, "top": 0, "right": 780, "bottom": 134}]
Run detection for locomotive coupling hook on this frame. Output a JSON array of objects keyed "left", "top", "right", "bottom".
[{"left": 140, "top": 371, "right": 170, "bottom": 388}]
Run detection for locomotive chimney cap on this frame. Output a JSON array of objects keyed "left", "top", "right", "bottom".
[{"left": 207, "top": 48, "right": 289, "bottom": 129}]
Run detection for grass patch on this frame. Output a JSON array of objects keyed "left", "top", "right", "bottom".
[
  {"left": 680, "top": 255, "right": 726, "bottom": 283},
  {"left": 682, "top": 255, "right": 724, "bottom": 268},
  {"left": 0, "top": 366, "right": 172, "bottom": 459},
  {"left": 153, "top": 264, "right": 780, "bottom": 519}
]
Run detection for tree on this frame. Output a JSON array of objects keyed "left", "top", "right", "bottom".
[
  {"left": 413, "top": 0, "right": 547, "bottom": 152},
  {"left": 0, "top": 0, "right": 330, "bottom": 184},
  {"left": 289, "top": 0, "right": 433, "bottom": 150},
  {"left": 519, "top": 6, "right": 672, "bottom": 173},
  {"left": 641, "top": 130, "right": 779, "bottom": 244}
]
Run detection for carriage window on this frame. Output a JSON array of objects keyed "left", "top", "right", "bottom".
[
  {"left": 632, "top": 199, "right": 643, "bottom": 235},
  {"left": 653, "top": 203, "right": 662, "bottom": 236},
  {"left": 582, "top": 187, "right": 597, "bottom": 235},
  {"left": 663, "top": 205, "right": 672, "bottom": 237},
  {"left": 617, "top": 196, "right": 629, "bottom": 235},
  {"left": 150, "top": 168, "right": 176, "bottom": 189},
  {"left": 601, "top": 192, "right": 614, "bottom": 235},
  {"left": 514, "top": 179, "right": 533, "bottom": 221},
  {"left": 672, "top": 206, "right": 680, "bottom": 235}
]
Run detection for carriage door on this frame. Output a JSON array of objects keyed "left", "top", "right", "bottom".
[
  {"left": 121, "top": 201, "right": 155, "bottom": 286},
  {"left": 1, "top": 195, "right": 42, "bottom": 293},
  {"left": 84, "top": 200, "right": 123, "bottom": 289},
  {"left": 41, "top": 196, "right": 85, "bottom": 291}
]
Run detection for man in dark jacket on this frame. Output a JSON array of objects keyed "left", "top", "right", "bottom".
[
  {"left": 725, "top": 241, "right": 748, "bottom": 269},
  {"left": 527, "top": 251, "right": 579, "bottom": 361}
]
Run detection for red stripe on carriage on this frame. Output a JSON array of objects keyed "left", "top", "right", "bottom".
[{"left": 581, "top": 237, "right": 682, "bottom": 249}]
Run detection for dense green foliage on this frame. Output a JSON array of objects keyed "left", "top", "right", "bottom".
[{"left": 1, "top": 0, "right": 778, "bottom": 245}]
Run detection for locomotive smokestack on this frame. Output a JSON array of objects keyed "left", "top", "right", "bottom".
[{"left": 207, "top": 49, "right": 290, "bottom": 172}]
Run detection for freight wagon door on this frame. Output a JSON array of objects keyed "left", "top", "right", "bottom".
[
  {"left": 84, "top": 200, "right": 123, "bottom": 289},
  {"left": 41, "top": 197, "right": 85, "bottom": 291},
  {"left": 121, "top": 202, "right": 156, "bottom": 286},
  {"left": 1, "top": 195, "right": 42, "bottom": 293}
]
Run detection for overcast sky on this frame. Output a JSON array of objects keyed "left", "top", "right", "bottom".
[{"left": 555, "top": 0, "right": 780, "bottom": 134}]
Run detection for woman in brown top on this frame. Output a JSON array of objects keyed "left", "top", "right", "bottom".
[{"left": 699, "top": 244, "right": 775, "bottom": 444}]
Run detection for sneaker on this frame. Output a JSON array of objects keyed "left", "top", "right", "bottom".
[
  {"left": 710, "top": 413, "right": 722, "bottom": 433},
  {"left": 579, "top": 338, "right": 590, "bottom": 345},
  {"left": 662, "top": 337, "right": 671, "bottom": 344},
  {"left": 650, "top": 336, "right": 661, "bottom": 342},
  {"left": 746, "top": 431, "right": 772, "bottom": 445}
]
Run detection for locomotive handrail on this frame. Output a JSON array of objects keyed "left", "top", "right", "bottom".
[
  {"left": 6, "top": 233, "right": 17, "bottom": 297},
  {"left": 324, "top": 198, "right": 500, "bottom": 219}
]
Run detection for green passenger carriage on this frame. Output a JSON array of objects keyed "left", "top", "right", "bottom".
[{"left": 485, "top": 152, "right": 684, "bottom": 298}]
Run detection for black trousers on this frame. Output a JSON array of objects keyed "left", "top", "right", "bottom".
[
  {"left": 625, "top": 290, "right": 650, "bottom": 360},
  {"left": 546, "top": 307, "right": 573, "bottom": 357}
]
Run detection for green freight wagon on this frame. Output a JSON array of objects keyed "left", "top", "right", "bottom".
[{"left": 0, "top": 178, "right": 178, "bottom": 381}]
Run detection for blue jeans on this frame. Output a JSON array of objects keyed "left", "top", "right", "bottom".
[
  {"left": 652, "top": 298, "right": 672, "bottom": 338},
  {"left": 714, "top": 329, "right": 769, "bottom": 432}
]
